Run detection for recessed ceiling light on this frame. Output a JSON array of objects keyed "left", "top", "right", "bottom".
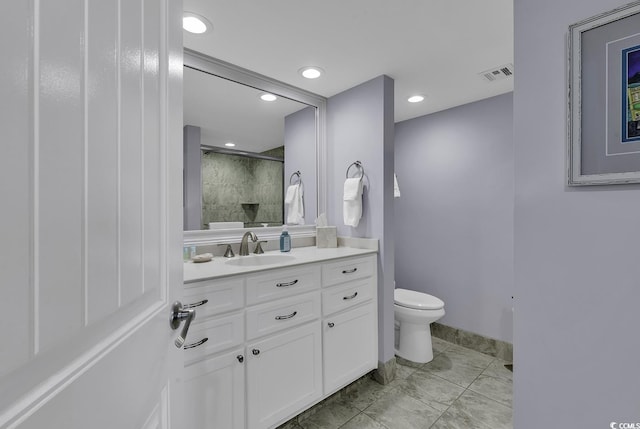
[
  {"left": 225, "top": 142, "right": 235, "bottom": 147},
  {"left": 260, "top": 93, "right": 277, "bottom": 101},
  {"left": 183, "top": 12, "right": 211, "bottom": 34},
  {"left": 299, "top": 67, "right": 323, "bottom": 79},
  {"left": 408, "top": 95, "right": 425, "bottom": 103}
]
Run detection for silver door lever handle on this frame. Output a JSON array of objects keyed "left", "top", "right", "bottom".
[{"left": 170, "top": 301, "right": 196, "bottom": 348}]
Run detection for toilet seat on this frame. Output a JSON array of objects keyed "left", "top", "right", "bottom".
[{"left": 394, "top": 288, "right": 444, "bottom": 310}]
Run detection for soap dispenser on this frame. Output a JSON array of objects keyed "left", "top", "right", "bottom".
[{"left": 280, "top": 226, "right": 291, "bottom": 252}]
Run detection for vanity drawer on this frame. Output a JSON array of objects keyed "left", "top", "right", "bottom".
[
  {"left": 183, "top": 311, "right": 245, "bottom": 366},
  {"left": 322, "top": 278, "right": 374, "bottom": 316},
  {"left": 246, "top": 291, "right": 321, "bottom": 340},
  {"left": 184, "top": 277, "right": 244, "bottom": 319},
  {"left": 322, "top": 255, "right": 375, "bottom": 287},
  {"left": 245, "top": 264, "right": 321, "bottom": 305}
]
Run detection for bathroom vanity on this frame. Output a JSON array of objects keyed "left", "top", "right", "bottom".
[{"left": 182, "top": 246, "right": 378, "bottom": 429}]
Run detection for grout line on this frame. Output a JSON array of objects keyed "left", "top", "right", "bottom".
[
  {"left": 429, "top": 372, "right": 478, "bottom": 428},
  {"left": 465, "top": 387, "right": 513, "bottom": 410},
  {"left": 351, "top": 411, "right": 392, "bottom": 429},
  {"left": 419, "top": 361, "right": 487, "bottom": 390},
  {"left": 336, "top": 412, "right": 359, "bottom": 429},
  {"left": 427, "top": 389, "right": 465, "bottom": 429},
  {"left": 466, "top": 366, "right": 513, "bottom": 410}
]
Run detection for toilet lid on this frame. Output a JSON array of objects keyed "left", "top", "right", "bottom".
[{"left": 394, "top": 288, "right": 444, "bottom": 310}]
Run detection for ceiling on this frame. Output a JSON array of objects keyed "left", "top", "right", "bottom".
[
  {"left": 183, "top": 0, "right": 514, "bottom": 123},
  {"left": 184, "top": 66, "right": 308, "bottom": 152}
]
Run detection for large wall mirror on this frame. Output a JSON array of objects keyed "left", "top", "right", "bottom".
[{"left": 183, "top": 49, "right": 327, "bottom": 245}]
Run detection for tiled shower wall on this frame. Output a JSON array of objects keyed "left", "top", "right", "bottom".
[{"left": 201, "top": 147, "right": 284, "bottom": 228}]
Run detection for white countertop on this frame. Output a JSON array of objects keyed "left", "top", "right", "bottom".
[{"left": 183, "top": 245, "right": 377, "bottom": 284}]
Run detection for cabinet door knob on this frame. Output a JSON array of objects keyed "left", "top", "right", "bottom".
[
  {"left": 252, "top": 349, "right": 260, "bottom": 356},
  {"left": 328, "top": 322, "right": 335, "bottom": 328},
  {"left": 237, "top": 355, "right": 244, "bottom": 363}
]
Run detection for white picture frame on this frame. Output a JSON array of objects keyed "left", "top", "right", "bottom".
[{"left": 568, "top": 1, "right": 640, "bottom": 185}]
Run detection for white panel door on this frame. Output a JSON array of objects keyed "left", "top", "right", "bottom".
[{"left": 0, "top": 0, "right": 184, "bottom": 427}]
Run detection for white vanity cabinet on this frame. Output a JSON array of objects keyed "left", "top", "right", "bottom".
[
  {"left": 245, "top": 265, "right": 322, "bottom": 428},
  {"left": 321, "top": 255, "right": 378, "bottom": 395},
  {"left": 182, "top": 250, "right": 377, "bottom": 429},
  {"left": 182, "top": 277, "right": 246, "bottom": 429}
]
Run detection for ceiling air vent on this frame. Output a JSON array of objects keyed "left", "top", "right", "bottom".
[{"left": 479, "top": 63, "right": 514, "bottom": 83}]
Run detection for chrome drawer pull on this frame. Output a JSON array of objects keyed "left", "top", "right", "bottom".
[
  {"left": 275, "top": 311, "right": 298, "bottom": 320},
  {"left": 183, "top": 299, "right": 208, "bottom": 309},
  {"left": 276, "top": 279, "right": 299, "bottom": 288},
  {"left": 342, "top": 268, "right": 358, "bottom": 274},
  {"left": 183, "top": 337, "right": 208, "bottom": 350},
  {"left": 343, "top": 292, "right": 358, "bottom": 300}
]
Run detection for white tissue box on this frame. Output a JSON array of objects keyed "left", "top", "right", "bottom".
[{"left": 316, "top": 226, "right": 337, "bottom": 248}]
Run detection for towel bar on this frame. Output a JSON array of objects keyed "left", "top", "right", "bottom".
[
  {"left": 289, "top": 170, "right": 302, "bottom": 185},
  {"left": 346, "top": 161, "right": 365, "bottom": 181}
]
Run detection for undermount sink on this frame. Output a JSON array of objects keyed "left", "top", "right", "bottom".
[{"left": 225, "top": 254, "right": 296, "bottom": 267}]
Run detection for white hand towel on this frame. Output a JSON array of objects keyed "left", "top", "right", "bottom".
[
  {"left": 343, "top": 178, "right": 361, "bottom": 201},
  {"left": 394, "top": 173, "right": 401, "bottom": 198},
  {"left": 284, "top": 185, "right": 297, "bottom": 204},
  {"left": 343, "top": 178, "right": 363, "bottom": 227},
  {"left": 286, "top": 184, "right": 305, "bottom": 225}
]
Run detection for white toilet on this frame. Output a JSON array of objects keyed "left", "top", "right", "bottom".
[{"left": 394, "top": 288, "right": 445, "bottom": 363}]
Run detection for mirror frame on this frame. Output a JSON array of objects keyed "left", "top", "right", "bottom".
[{"left": 183, "top": 48, "right": 327, "bottom": 246}]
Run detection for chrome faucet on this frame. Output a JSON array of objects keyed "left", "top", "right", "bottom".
[{"left": 239, "top": 231, "right": 258, "bottom": 256}]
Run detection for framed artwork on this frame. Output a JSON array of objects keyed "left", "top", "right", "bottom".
[{"left": 568, "top": 1, "right": 640, "bottom": 185}]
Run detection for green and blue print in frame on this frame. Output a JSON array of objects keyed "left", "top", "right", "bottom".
[
  {"left": 568, "top": 1, "right": 640, "bottom": 185},
  {"left": 623, "top": 45, "right": 640, "bottom": 142}
]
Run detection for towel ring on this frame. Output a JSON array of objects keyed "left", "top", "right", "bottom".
[
  {"left": 346, "top": 161, "right": 365, "bottom": 181},
  {"left": 289, "top": 171, "right": 302, "bottom": 185}
]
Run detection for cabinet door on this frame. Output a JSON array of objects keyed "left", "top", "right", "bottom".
[
  {"left": 247, "top": 322, "right": 323, "bottom": 429},
  {"left": 184, "top": 349, "right": 246, "bottom": 429},
  {"left": 323, "top": 304, "right": 378, "bottom": 395}
]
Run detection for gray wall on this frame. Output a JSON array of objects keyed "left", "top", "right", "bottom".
[
  {"left": 514, "top": 0, "right": 640, "bottom": 426},
  {"left": 394, "top": 93, "right": 514, "bottom": 343},
  {"left": 327, "top": 75, "right": 396, "bottom": 363},
  {"left": 285, "top": 106, "right": 317, "bottom": 223},
  {"left": 183, "top": 125, "right": 202, "bottom": 230}
]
